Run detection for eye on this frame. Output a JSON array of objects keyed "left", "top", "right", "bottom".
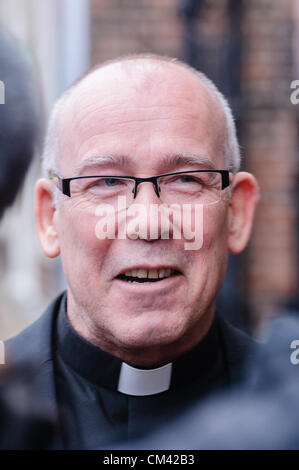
[
  {"left": 103, "top": 178, "right": 124, "bottom": 187},
  {"left": 177, "top": 175, "right": 201, "bottom": 183},
  {"left": 88, "top": 177, "right": 126, "bottom": 189},
  {"left": 168, "top": 175, "right": 205, "bottom": 186}
]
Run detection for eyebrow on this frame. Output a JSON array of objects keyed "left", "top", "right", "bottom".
[
  {"left": 74, "top": 153, "right": 216, "bottom": 176},
  {"left": 162, "top": 153, "right": 216, "bottom": 171},
  {"left": 74, "top": 155, "right": 130, "bottom": 176}
]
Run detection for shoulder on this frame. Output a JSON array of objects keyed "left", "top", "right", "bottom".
[
  {"left": 2, "top": 292, "right": 65, "bottom": 450},
  {"left": 4, "top": 292, "right": 65, "bottom": 366},
  {"left": 216, "top": 314, "right": 258, "bottom": 383}
]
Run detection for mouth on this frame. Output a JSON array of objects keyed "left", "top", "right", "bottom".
[{"left": 116, "top": 267, "right": 182, "bottom": 284}]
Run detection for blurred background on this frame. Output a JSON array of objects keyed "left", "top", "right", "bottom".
[{"left": 0, "top": 0, "right": 298, "bottom": 340}]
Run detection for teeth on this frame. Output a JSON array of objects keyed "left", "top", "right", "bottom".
[
  {"left": 122, "top": 268, "right": 175, "bottom": 279},
  {"left": 158, "top": 269, "right": 165, "bottom": 279},
  {"left": 138, "top": 268, "right": 148, "bottom": 278},
  {"left": 148, "top": 269, "right": 159, "bottom": 279}
]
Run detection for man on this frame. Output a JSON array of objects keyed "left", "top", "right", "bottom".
[{"left": 6, "top": 54, "right": 259, "bottom": 449}]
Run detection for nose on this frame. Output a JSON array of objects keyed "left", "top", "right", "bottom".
[
  {"left": 126, "top": 182, "right": 172, "bottom": 241},
  {"left": 133, "top": 181, "right": 160, "bottom": 204},
  {"left": 133, "top": 179, "right": 160, "bottom": 200}
]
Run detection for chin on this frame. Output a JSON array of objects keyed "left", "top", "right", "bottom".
[{"left": 112, "top": 319, "right": 185, "bottom": 352}]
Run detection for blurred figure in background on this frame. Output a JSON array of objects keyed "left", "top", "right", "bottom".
[
  {"left": 113, "top": 312, "right": 299, "bottom": 450},
  {"left": 0, "top": 27, "right": 38, "bottom": 219},
  {"left": 0, "top": 27, "right": 57, "bottom": 449}
]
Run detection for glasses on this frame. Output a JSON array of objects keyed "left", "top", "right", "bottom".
[{"left": 50, "top": 170, "right": 230, "bottom": 209}]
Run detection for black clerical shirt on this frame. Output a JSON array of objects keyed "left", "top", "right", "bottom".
[{"left": 54, "top": 295, "right": 230, "bottom": 450}]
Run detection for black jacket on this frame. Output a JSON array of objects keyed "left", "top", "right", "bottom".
[{"left": 4, "top": 292, "right": 255, "bottom": 449}]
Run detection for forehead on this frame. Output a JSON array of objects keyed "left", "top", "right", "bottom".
[{"left": 58, "top": 60, "right": 226, "bottom": 174}]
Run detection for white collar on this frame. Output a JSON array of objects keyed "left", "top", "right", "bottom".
[{"left": 117, "top": 361, "right": 172, "bottom": 396}]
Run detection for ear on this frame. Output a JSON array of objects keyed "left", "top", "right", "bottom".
[
  {"left": 35, "top": 178, "right": 60, "bottom": 258},
  {"left": 228, "top": 172, "right": 259, "bottom": 254}
]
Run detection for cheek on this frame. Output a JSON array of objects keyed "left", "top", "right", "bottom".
[
  {"left": 202, "top": 204, "right": 228, "bottom": 251},
  {"left": 56, "top": 207, "right": 111, "bottom": 273},
  {"left": 186, "top": 207, "right": 229, "bottom": 302},
  {"left": 189, "top": 206, "right": 228, "bottom": 284},
  {"left": 203, "top": 206, "right": 229, "bottom": 287}
]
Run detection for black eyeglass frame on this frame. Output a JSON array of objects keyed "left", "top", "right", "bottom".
[{"left": 50, "top": 170, "right": 230, "bottom": 199}]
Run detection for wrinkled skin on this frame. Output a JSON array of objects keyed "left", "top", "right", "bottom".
[{"left": 36, "top": 59, "right": 258, "bottom": 366}]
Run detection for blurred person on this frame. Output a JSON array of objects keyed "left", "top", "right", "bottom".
[
  {"left": 5, "top": 54, "right": 259, "bottom": 449},
  {"left": 0, "top": 27, "right": 38, "bottom": 219},
  {"left": 113, "top": 313, "right": 299, "bottom": 450},
  {"left": 0, "top": 27, "right": 57, "bottom": 449}
]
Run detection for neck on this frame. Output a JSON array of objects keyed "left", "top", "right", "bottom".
[{"left": 66, "top": 291, "right": 215, "bottom": 367}]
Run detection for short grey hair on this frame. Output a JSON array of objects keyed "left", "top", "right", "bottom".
[{"left": 42, "top": 54, "right": 241, "bottom": 180}]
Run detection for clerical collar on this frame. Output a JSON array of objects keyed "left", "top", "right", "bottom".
[
  {"left": 56, "top": 293, "right": 221, "bottom": 396},
  {"left": 117, "top": 361, "right": 172, "bottom": 396}
]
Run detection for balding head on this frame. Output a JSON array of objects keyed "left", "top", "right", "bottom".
[{"left": 42, "top": 54, "right": 240, "bottom": 180}]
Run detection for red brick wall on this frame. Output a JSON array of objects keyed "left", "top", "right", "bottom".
[
  {"left": 90, "top": 0, "right": 183, "bottom": 64},
  {"left": 242, "top": 0, "right": 298, "bottom": 323}
]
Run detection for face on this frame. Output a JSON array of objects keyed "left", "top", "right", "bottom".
[{"left": 38, "top": 61, "right": 250, "bottom": 366}]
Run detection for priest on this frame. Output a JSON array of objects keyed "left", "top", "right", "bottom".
[{"left": 6, "top": 54, "right": 259, "bottom": 449}]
